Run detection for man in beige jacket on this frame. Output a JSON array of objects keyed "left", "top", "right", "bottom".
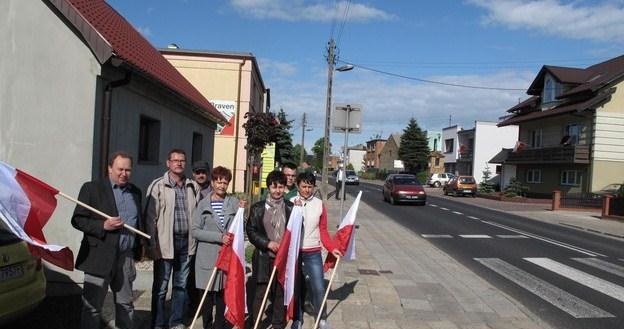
[{"left": 145, "top": 149, "right": 199, "bottom": 329}]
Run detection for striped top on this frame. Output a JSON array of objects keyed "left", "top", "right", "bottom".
[{"left": 211, "top": 199, "right": 225, "bottom": 228}]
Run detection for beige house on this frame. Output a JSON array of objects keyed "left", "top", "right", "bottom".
[
  {"left": 498, "top": 54, "right": 624, "bottom": 196},
  {"left": 162, "top": 48, "right": 268, "bottom": 193},
  {"left": 379, "top": 133, "right": 402, "bottom": 171}
]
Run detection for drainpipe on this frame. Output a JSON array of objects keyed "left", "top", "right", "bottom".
[
  {"left": 100, "top": 72, "right": 131, "bottom": 177},
  {"left": 231, "top": 62, "right": 243, "bottom": 193}
]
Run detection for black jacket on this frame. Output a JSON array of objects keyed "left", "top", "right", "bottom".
[
  {"left": 71, "top": 179, "right": 142, "bottom": 276},
  {"left": 246, "top": 199, "right": 293, "bottom": 283}
]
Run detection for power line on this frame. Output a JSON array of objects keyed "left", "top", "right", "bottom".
[
  {"left": 338, "top": 60, "right": 527, "bottom": 91},
  {"left": 336, "top": 0, "right": 351, "bottom": 47}
]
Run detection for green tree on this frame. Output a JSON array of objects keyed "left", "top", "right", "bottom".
[
  {"left": 242, "top": 111, "right": 279, "bottom": 198},
  {"left": 311, "top": 137, "right": 326, "bottom": 169},
  {"left": 478, "top": 164, "right": 495, "bottom": 194},
  {"left": 292, "top": 144, "right": 307, "bottom": 166},
  {"left": 504, "top": 177, "right": 529, "bottom": 197},
  {"left": 398, "top": 118, "right": 430, "bottom": 173},
  {"left": 346, "top": 163, "right": 354, "bottom": 170},
  {"left": 274, "top": 108, "right": 294, "bottom": 166}
]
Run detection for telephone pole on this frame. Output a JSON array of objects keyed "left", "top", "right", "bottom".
[
  {"left": 300, "top": 112, "right": 307, "bottom": 166},
  {"left": 321, "top": 38, "right": 336, "bottom": 201}
]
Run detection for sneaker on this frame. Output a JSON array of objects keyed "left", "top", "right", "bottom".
[
  {"left": 291, "top": 320, "right": 303, "bottom": 329},
  {"left": 319, "top": 319, "right": 332, "bottom": 329},
  {"left": 170, "top": 324, "right": 186, "bottom": 329}
]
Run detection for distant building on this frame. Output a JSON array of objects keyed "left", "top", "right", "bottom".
[
  {"left": 442, "top": 125, "right": 461, "bottom": 174},
  {"left": 364, "top": 138, "right": 386, "bottom": 170},
  {"left": 379, "top": 133, "right": 402, "bottom": 171},
  {"left": 427, "top": 131, "right": 443, "bottom": 152},
  {"left": 161, "top": 48, "right": 268, "bottom": 193},
  {"left": 347, "top": 144, "right": 367, "bottom": 172}
]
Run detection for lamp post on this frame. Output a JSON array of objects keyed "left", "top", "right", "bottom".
[{"left": 320, "top": 38, "right": 353, "bottom": 200}]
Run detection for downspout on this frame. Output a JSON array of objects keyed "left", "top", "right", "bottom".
[
  {"left": 231, "top": 62, "right": 243, "bottom": 193},
  {"left": 100, "top": 72, "right": 131, "bottom": 177}
]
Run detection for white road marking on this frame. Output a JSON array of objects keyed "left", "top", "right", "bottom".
[
  {"left": 496, "top": 235, "right": 529, "bottom": 239},
  {"left": 421, "top": 234, "right": 453, "bottom": 238},
  {"left": 572, "top": 258, "right": 624, "bottom": 278},
  {"left": 467, "top": 216, "right": 480, "bottom": 220},
  {"left": 526, "top": 258, "right": 624, "bottom": 303},
  {"left": 475, "top": 258, "right": 614, "bottom": 318},
  {"left": 440, "top": 207, "right": 449, "bottom": 211},
  {"left": 482, "top": 221, "right": 605, "bottom": 257},
  {"left": 452, "top": 211, "right": 463, "bottom": 215},
  {"left": 459, "top": 234, "right": 491, "bottom": 238},
  {"left": 430, "top": 204, "right": 438, "bottom": 207}
]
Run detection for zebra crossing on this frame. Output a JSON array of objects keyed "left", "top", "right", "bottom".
[{"left": 475, "top": 256, "right": 624, "bottom": 319}]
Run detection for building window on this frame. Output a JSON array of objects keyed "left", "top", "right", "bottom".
[
  {"left": 192, "top": 132, "right": 203, "bottom": 163},
  {"left": 544, "top": 77, "right": 556, "bottom": 103},
  {"left": 435, "top": 158, "right": 440, "bottom": 167},
  {"left": 530, "top": 129, "right": 543, "bottom": 148},
  {"left": 561, "top": 170, "right": 580, "bottom": 186},
  {"left": 444, "top": 139, "right": 454, "bottom": 153},
  {"left": 564, "top": 124, "right": 584, "bottom": 145},
  {"left": 526, "top": 169, "right": 541, "bottom": 183},
  {"left": 433, "top": 139, "right": 438, "bottom": 152},
  {"left": 138, "top": 115, "right": 160, "bottom": 163}
]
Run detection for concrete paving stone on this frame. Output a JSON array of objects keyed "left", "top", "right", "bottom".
[
  {"left": 396, "top": 319, "right": 434, "bottom": 329},
  {"left": 400, "top": 298, "right": 433, "bottom": 311},
  {"left": 428, "top": 320, "right": 461, "bottom": 329},
  {"left": 343, "top": 320, "right": 371, "bottom": 329},
  {"left": 404, "top": 310, "right": 444, "bottom": 322},
  {"left": 367, "top": 319, "right": 401, "bottom": 329},
  {"left": 460, "top": 324, "right": 492, "bottom": 329}
]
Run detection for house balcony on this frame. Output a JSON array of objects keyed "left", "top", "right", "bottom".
[
  {"left": 506, "top": 145, "right": 590, "bottom": 164},
  {"left": 457, "top": 150, "right": 473, "bottom": 162}
]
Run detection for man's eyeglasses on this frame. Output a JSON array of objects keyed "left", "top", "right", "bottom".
[{"left": 169, "top": 159, "right": 186, "bottom": 164}]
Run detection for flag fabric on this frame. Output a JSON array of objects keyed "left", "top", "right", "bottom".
[
  {"left": 324, "top": 191, "right": 362, "bottom": 272},
  {"left": 215, "top": 207, "right": 247, "bottom": 328},
  {"left": 273, "top": 205, "right": 304, "bottom": 321},
  {"left": 512, "top": 141, "right": 527, "bottom": 153},
  {"left": 0, "top": 161, "right": 74, "bottom": 270}
]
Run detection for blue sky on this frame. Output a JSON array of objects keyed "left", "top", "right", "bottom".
[{"left": 107, "top": 0, "right": 624, "bottom": 152}]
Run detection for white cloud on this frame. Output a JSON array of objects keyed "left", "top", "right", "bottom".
[
  {"left": 229, "top": 0, "right": 394, "bottom": 22},
  {"left": 258, "top": 58, "right": 298, "bottom": 77},
  {"left": 469, "top": 0, "right": 624, "bottom": 42},
  {"left": 268, "top": 66, "right": 534, "bottom": 149},
  {"left": 136, "top": 26, "right": 152, "bottom": 37}
]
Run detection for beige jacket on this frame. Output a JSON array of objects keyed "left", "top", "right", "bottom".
[{"left": 145, "top": 172, "right": 199, "bottom": 260}]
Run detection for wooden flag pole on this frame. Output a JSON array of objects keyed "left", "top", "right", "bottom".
[
  {"left": 253, "top": 266, "right": 278, "bottom": 329},
  {"left": 314, "top": 256, "right": 341, "bottom": 329},
  {"left": 58, "top": 191, "right": 151, "bottom": 239},
  {"left": 190, "top": 266, "right": 219, "bottom": 329}
]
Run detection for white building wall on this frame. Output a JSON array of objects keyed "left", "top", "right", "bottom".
[
  {"left": 442, "top": 126, "right": 460, "bottom": 174},
  {"left": 0, "top": 1, "right": 101, "bottom": 279},
  {"left": 348, "top": 149, "right": 366, "bottom": 172},
  {"left": 473, "top": 121, "right": 518, "bottom": 184}
]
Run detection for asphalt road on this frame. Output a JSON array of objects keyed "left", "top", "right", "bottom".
[{"left": 346, "top": 181, "right": 624, "bottom": 329}]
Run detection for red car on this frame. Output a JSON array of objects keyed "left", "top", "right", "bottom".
[{"left": 382, "top": 174, "right": 427, "bottom": 205}]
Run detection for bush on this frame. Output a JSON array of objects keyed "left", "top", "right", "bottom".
[{"left": 504, "top": 177, "right": 528, "bottom": 197}]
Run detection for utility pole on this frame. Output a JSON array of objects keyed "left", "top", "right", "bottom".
[
  {"left": 300, "top": 112, "right": 307, "bottom": 166},
  {"left": 321, "top": 38, "right": 336, "bottom": 201}
]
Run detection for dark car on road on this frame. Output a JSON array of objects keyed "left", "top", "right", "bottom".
[{"left": 382, "top": 174, "right": 427, "bottom": 205}]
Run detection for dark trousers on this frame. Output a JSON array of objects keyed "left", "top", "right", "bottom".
[
  {"left": 335, "top": 181, "right": 343, "bottom": 199},
  {"left": 199, "top": 289, "right": 230, "bottom": 329},
  {"left": 251, "top": 280, "right": 286, "bottom": 329}
]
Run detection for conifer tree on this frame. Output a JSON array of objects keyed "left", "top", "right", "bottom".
[
  {"left": 478, "top": 164, "right": 495, "bottom": 194},
  {"left": 398, "top": 118, "right": 430, "bottom": 173},
  {"left": 274, "top": 108, "right": 294, "bottom": 166}
]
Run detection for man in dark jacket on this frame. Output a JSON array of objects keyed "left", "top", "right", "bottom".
[
  {"left": 71, "top": 151, "right": 143, "bottom": 329},
  {"left": 246, "top": 170, "right": 294, "bottom": 329}
]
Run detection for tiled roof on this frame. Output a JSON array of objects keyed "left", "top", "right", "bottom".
[{"left": 53, "top": 0, "right": 226, "bottom": 124}]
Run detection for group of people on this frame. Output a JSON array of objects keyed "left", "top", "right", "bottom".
[{"left": 71, "top": 149, "right": 342, "bottom": 329}]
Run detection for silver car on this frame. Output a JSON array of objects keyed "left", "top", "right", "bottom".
[{"left": 426, "top": 173, "right": 455, "bottom": 187}]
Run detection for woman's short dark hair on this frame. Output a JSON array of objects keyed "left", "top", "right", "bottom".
[
  {"left": 267, "top": 170, "right": 287, "bottom": 187},
  {"left": 211, "top": 166, "right": 232, "bottom": 182},
  {"left": 296, "top": 171, "right": 316, "bottom": 186}
]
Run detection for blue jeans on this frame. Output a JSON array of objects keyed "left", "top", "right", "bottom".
[
  {"left": 294, "top": 251, "right": 327, "bottom": 322},
  {"left": 151, "top": 236, "right": 191, "bottom": 328}
]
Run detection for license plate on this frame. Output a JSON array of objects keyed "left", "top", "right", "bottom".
[
  {"left": 407, "top": 195, "right": 419, "bottom": 199},
  {"left": 0, "top": 264, "right": 24, "bottom": 282},
  {"left": 463, "top": 190, "right": 472, "bottom": 193}
]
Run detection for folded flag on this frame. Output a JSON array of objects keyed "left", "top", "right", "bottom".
[
  {"left": 324, "top": 191, "right": 362, "bottom": 272},
  {"left": 0, "top": 161, "right": 74, "bottom": 271},
  {"left": 215, "top": 207, "right": 247, "bottom": 329},
  {"left": 273, "top": 205, "right": 304, "bottom": 321}
]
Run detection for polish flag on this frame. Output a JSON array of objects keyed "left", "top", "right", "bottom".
[
  {"left": 324, "top": 191, "right": 362, "bottom": 272},
  {"left": 215, "top": 207, "right": 247, "bottom": 328},
  {"left": 0, "top": 161, "right": 74, "bottom": 271},
  {"left": 273, "top": 205, "right": 304, "bottom": 320}
]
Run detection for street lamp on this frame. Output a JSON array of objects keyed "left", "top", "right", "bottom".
[{"left": 320, "top": 38, "right": 353, "bottom": 200}]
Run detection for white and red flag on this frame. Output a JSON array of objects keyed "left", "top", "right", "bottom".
[
  {"left": 0, "top": 161, "right": 74, "bottom": 270},
  {"left": 215, "top": 207, "right": 247, "bottom": 328},
  {"left": 273, "top": 205, "right": 304, "bottom": 321},
  {"left": 324, "top": 191, "right": 362, "bottom": 272}
]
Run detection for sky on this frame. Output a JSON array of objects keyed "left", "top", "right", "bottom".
[{"left": 107, "top": 0, "right": 624, "bottom": 153}]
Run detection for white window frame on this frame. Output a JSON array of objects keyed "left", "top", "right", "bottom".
[
  {"left": 530, "top": 129, "right": 543, "bottom": 148},
  {"left": 526, "top": 169, "right": 542, "bottom": 183},
  {"left": 561, "top": 170, "right": 580, "bottom": 186}
]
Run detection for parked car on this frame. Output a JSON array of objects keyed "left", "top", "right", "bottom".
[
  {"left": 443, "top": 176, "right": 477, "bottom": 197},
  {"left": 594, "top": 183, "right": 623, "bottom": 197},
  {"left": 382, "top": 174, "right": 427, "bottom": 205},
  {"left": 345, "top": 170, "right": 359, "bottom": 185},
  {"left": 0, "top": 227, "right": 46, "bottom": 324},
  {"left": 426, "top": 173, "right": 455, "bottom": 187}
]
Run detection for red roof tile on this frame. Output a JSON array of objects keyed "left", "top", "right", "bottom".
[{"left": 62, "top": 0, "right": 226, "bottom": 124}]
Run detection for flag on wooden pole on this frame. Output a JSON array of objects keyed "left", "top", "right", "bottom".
[
  {"left": 273, "top": 205, "right": 304, "bottom": 320},
  {"left": 324, "top": 191, "right": 362, "bottom": 272},
  {"left": 215, "top": 208, "right": 247, "bottom": 328},
  {"left": 0, "top": 161, "right": 74, "bottom": 270}
]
